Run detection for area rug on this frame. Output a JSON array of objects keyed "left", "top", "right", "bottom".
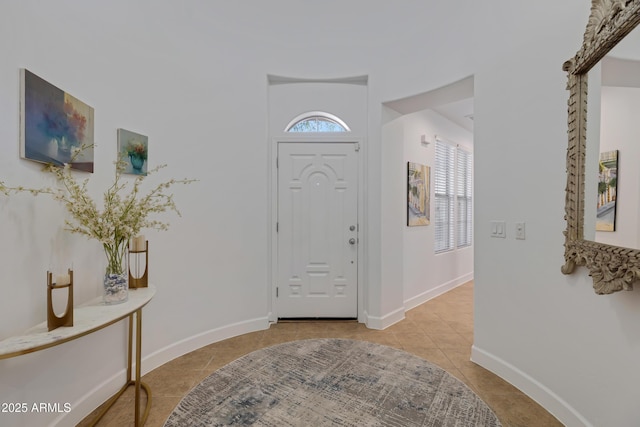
[{"left": 164, "top": 338, "right": 501, "bottom": 426}]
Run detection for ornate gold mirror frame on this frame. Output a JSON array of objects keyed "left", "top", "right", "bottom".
[{"left": 562, "top": 0, "right": 640, "bottom": 294}]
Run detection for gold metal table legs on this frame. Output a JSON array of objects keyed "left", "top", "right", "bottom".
[{"left": 89, "top": 309, "right": 152, "bottom": 426}]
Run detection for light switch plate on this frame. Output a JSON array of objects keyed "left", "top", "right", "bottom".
[
  {"left": 490, "top": 220, "right": 506, "bottom": 238},
  {"left": 515, "top": 222, "right": 526, "bottom": 240}
]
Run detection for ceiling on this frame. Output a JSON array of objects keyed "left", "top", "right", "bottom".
[
  {"left": 384, "top": 76, "right": 474, "bottom": 133},
  {"left": 432, "top": 97, "right": 474, "bottom": 132}
]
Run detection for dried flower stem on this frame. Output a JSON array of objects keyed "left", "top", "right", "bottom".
[{"left": 1, "top": 144, "right": 195, "bottom": 274}]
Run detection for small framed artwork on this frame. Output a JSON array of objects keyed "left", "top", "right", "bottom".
[
  {"left": 117, "top": 128, "right": 148, "bottom": 176},
  {"left": 596, "top": 149, "right": 618, "bottom": 232},
  {"left": 407, "top": 161, "right": 430, "bottom": 226},
  {"left": 20, "top": 69, "right": 95, "bottom": 172}
]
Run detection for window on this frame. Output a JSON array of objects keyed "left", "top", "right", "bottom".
[
  {"left": 435, "top": 142, "right": 455, "bottom": 253},
  {"left": 285, "top": 111, "right": 350, "bottom": 132},
  {"left": 456, "top": 148, "right": 473, "bottom": 248},
  {"left": 435, "top": 140, "right": 473, "bottom": 253}
]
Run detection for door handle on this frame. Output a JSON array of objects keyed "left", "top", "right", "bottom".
[{"left": 349, "top": 238, "right": 356, "bottom": 245}]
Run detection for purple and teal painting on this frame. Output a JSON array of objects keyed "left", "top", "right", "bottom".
[{"left": 20, "top": 69, "right": 94, "bottom": 172}]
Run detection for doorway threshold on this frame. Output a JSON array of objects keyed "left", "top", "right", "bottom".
[{"left": 278, "top": 317, "right": 357, "bottom": 323}]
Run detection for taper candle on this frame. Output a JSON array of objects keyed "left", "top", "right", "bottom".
[{"left": 134, "top": 235, "right": 145, "bottom": 251}]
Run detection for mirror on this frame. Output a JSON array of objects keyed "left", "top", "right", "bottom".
[
  {"left": 562, "top": 0, "right": 640, "bottom": 294},
  {"left": 587, "top": 25, "right": 640, "bottom": 248}
]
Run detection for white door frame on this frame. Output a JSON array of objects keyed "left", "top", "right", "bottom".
[{"left": 269, "top": 135, "right": 365, "bottom": 323}]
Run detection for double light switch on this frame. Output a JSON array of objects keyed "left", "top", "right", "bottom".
[
  {"left": 490, "top": 221, "right": 506, "bottom": 238},
  {"left": 490, "top": 221, "right": 526, "bottom": 240}
]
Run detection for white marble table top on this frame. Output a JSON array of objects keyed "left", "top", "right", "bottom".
[{"left": 0, "top": 285, "right": 155, "bottom": 360}]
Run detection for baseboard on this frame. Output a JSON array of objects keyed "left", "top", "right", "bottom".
[
  {"left": 365, "top": 306, "right": 405, "bottom": 330},
  {"left": 404, "top": 273, "right": 473, "bottom": 311},
  {"left": 57, "top": 316, "right": 270, "bottom": 427},
  {"left": 471, "top": 345, "right": 592, "bottom": 427}
]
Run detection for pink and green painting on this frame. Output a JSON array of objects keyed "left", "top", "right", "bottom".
[{"left": 20, "top": 69, "right": 94, "bottom": 172}]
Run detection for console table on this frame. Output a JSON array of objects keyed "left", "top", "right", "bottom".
[{"left": 0, "top": 285, "right": 156, "bottom": 426}]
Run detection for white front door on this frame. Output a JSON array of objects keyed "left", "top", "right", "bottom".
[{"left": 277, "top": 142, "right": 358, "bottom": 318}]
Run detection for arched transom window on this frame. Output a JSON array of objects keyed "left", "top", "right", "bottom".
[{"left": 285, "top": 111, "right": 350, "bottom": 132}]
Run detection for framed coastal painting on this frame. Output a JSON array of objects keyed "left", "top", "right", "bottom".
[
  {"left": 596, "top": 150, "right": 618, "bottom": 232},
  {"left": 407, "top": 162, "right": 430, "bottom": 226},
  {"left": 117, "top": 128, "right": 148, "bottom": 176},
  {"left": 20, "top": 69, "right": 94, "bottom": 172}
]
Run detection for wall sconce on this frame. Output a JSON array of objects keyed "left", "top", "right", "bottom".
[{"left": 420, "top": 134, "right": 430, "bottom": 147}]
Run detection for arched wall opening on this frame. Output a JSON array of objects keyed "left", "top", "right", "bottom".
[{"left": 381, "top": 76, "right": 474, "bottom": 318}]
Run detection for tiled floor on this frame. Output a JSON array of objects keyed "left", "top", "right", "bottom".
[{"left": 78, "top": 282, "right": 562, "bottom": 426}]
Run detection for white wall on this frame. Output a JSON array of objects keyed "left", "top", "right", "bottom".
[{"left": 2, "top": 1, "right": 639, "bottom": 426}]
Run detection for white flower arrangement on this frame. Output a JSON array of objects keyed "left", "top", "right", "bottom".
[{"left": 0, "top": 145, "right": 194, "bottom": 275}]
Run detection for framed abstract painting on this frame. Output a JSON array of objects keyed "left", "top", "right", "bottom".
[
  {"left": 20, "top": 69, "right": 94, "bottom": 172},
  {"left": 407, "top": 162, "right": 430, "bottom": 226}
]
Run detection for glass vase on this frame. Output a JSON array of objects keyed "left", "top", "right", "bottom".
[
  {"left": 103, "top": 269, "right": 128, "bottom": 304},
  {"left": 103, "top": 244, "right": 129, "bottom": 305}
]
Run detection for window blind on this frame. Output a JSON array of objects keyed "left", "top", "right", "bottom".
[
  {"left": 435, "top": 141, "right": 455, "bottom": 253},
  {"left": 456, "top": 147, "right": 472, "bottom": 248}
]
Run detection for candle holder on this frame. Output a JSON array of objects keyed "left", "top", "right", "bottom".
[
  {"left": 128, "top": 239, "right": 148, "bottom": 289},
  {"left": 47, "top": 269, "right": 74, "bottom": 331}
]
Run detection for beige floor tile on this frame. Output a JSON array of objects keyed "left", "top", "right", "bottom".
[
  {"left": 405, "top": 309, "right": 442, "bottom": 323},
  {"left": 418, "top": 319, "right": 459, "bottom": 334},
  {"left": 429, "top": 332, "right": 473, "bottom": 350},
  {"left": 434, "top": 310, "right": 474, "bottom": 323},
  {"left": 157, "top": 347, "right": 214, "bottom": 372},
  {"left": 445, "top": 319, "right": 474, "bottom": 334},
  {"left": 395, "top": 332, "right": 438, "bottom": 348},
  {"left": 458, "top": 364, "right": 523, "bottom": 395},
  {"left": 142, "top": 367, "right": 203, "bottom": 398},
  {"left": 259, "top": 331, "right": 299, "bottom": 347},
  {"left": 384, "top": 318, "right": 423, "bottom": 334},
  {"left": 442, "top": 347, "right": 474, "bottom": 369},
  {"left": 480, "top": 392, "right": 564, "bottom": 427}
]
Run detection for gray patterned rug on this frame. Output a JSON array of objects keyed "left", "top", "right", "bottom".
[{"left": 164, "top": 339, "right": 501, "bottom": 426}]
